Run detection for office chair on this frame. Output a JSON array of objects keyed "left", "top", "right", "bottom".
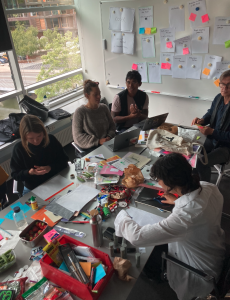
[
  {"left": 71, "top": 142, "right": 97, "bottom": 158},
  {"left": 212, "top": 162, "right": 230, "bottom": 187},
  {"left": 161, "top": 252, "right": 230, "bottom": 300},
  {"left": 0, "top": 182, "right": 9, "bottom": 210}
]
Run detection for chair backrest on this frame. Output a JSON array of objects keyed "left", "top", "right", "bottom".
[{"left": 216, "top": 255, "right": 230, "bottom": 298}]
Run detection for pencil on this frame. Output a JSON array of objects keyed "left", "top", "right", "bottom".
[{"left": 0, "top": 227, "right": 13, "bottom": 237}]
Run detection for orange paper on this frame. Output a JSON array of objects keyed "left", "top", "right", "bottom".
[
  {"left": 31, "top": 206, "right": 58, "bottom": 227},
  {"left": 80, "top": 262, "right": 92, "bottom": 278},
  {"left": 202, "top": 68, "right": 210, "bottom": 76},
  {"left": 100, "top": 155, "right": 121, "bottom": 166},
  {"left": 145, "top": 28, "right": 151, "bottom": 34},
  {"left": 214, "top": 78, "right": 220, "bottom": 87}
]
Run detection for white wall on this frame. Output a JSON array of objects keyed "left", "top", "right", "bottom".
[{"left": 77, "top": 0, "right": 212, "bottom": 126}]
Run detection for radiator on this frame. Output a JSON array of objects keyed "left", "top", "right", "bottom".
[
  {"left": 53, "top": 125, "right": 73, "bottom": 147},
  {"left": 0, "top": 159, "right": 11, "bottom": 181}
]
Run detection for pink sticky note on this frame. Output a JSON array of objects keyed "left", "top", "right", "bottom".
[
  {"left": 0, "top": 234, "right": 3, "bottom": 241},
  {"left": 43, "top": 229, "right": 60, "bottom": 243},
  {"left": 166, "top": 63, "right": 171, "bottom": 70},
  {"left": 161, "top": 63, "right": 171, "bottom": 70},
  {"left": 132, "top": 64, "right": 138, "bottom": 70},
  {"left": 189, "top": 13, "right": 197, "bottom": 21},
  {"left": 201, "top": 14, "right": 209, "bottom": 23},
  {"left": 183, "top": 47, "right": 190, "bottom": 55},
  {"left": 166, "top": 41, "right": 173, "bottom": 48}
]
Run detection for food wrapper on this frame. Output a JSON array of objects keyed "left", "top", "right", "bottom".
[
  {"left": 122, "top": 165, "right": 144, "bottom": 188},
  {"left": 113, "top": 257, "right": 134, "bottom": 281},
  {"left": 158, "top": 123, "right": 178, "bottom": 134},
  {"left": 43, "top": 240, "right": 63, "bottom": 267}
]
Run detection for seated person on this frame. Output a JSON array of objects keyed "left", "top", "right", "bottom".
[
  {"left": 111, "top": 70, "right": 149, "bottom": 131},
  {"left": 191, "top": 70, "right": 230, "bottom": 182},
  {"left": 115, "top": 153, "right": 225, "bottom": 300},
  {"left": 10, "top": 115, "right": 69, "bottom": 195},
  {"left": 72, "top": 80, "right": 116, "bottom": 152}
]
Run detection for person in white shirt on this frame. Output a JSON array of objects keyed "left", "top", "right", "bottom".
[{"left": 114, "top": 153, "right": 225, "bottom": 300}]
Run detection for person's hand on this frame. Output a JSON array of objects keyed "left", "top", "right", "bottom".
[
  {"left": 99, "top": 138, "right": 108, "bottom": 145},
  {"left": 198, "top": 126, "right": 214, "bottom": 136},
  {"left": 105, "top": 137, "right": 111, "bottom": 141},
  {"left": 29, "top": 165, "right": 51, "bottom": 175},
  {"left": 191, "top": 117, "right": 204, "bottom": 126},
  {"left": 161, "top": 193, "right": 178, "bottom": 205}
]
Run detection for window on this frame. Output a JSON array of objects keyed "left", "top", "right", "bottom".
[{"left": 0, "top": 0, "right": 83, "bottom": 110}]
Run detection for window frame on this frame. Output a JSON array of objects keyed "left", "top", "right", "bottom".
[{"left": 0, "top": 0, "right": 84, "bottom": 107}]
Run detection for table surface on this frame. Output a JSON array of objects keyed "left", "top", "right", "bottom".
[{"left": 0, "top": 126, "right": 205, "bottom": 299}]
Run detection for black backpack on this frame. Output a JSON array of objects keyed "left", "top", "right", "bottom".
[{"left": 0, "top": 113, "right": 26, "bottom": 142}]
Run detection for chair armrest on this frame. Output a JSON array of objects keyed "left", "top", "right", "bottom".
[
  {"left": 13, "top": 180, "right": 18, "bottom": 194},
  {"left": 71, "top": 142, "right": 86, "bottom": 154}
]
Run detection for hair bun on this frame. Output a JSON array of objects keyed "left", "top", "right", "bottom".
[{"left": 83, "top": 79, "right": 93, "bottom": 87}]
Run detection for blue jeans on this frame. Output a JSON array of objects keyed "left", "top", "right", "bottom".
[{"left": 22, "top": 186, "right": 31, "bottom": 196}]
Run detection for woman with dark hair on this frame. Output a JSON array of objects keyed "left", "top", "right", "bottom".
[{"left": 115, "top": 153, "right": 225, "bottom": 300}]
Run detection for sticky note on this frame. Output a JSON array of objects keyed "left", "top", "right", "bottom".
[
  {"left": 196, "top": 136, "right": 201, "bottom": 140},
  {"left": 94, "top": 264, "right": 106, "bottom": 284},
  {"left": 166, "top": 41, "right": 173, "bottom": 48},
  {"left": 132, "top": 64, "right": 138, "bottom": 70},
  {"left": 139, "top": 28, "right": 145, "bottom": 34},
  {"left": 214, "top": 78, "right": 220, "bottom": 87},
  {"left": 0, "top": 234, "right": 3, "bottom": 241},
  {"left": 145, "top": 28, "right": 151, "bottom": 34},
  {"left": 166, "top": 62, "right": 171, "bottom": 70},
  {"left": 225, "top": 40, "right": 230, "bottom": 48},
  {"left": 43, "top": 229, "right": 60, "bottom": 243},
  {"left": 151, "top": 27, "right": 157, "bottom": 34},
  {"left": 183, "top": 47, "right": 190, "bottom": 55},
  {"left": 0, "top": 218, "right": 4, "bottom": 225},
  {"left": 161, "top": 63, "right": 171, "bottom": 70},
  {"left": 189, "top": 13, "right": 197, "bottom": 21},
  {"left": 201, "top": 14, "right": 209, "bottom": 23},
  {"left": 202, "top": 68, "right": 210, "bottom": 76},
  {"left": 80, "top": 262, "right": 91, "bottom": 278}
]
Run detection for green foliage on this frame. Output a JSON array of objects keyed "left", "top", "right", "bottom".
[
  {"left": 35, "top": 29, "right": 82, "bottom": 102},
  {"left": 11, "top": 22, "right": 39, "bottom": 57}
]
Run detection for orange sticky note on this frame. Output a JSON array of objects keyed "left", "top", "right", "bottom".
[
  {"left": 202, "top": 68, "right": 210, "bottom": 76},
  {"left": 80, "top": 262, "right": 91, "bottom": 278},
  {"left": 214, "top": 78, "right": 220, "bottom": 87},
  {"left": 145, "top": 28, "right": 151, "bottom": 34}
]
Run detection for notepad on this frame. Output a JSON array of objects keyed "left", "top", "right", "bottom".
[
  {"left": 80, "top": 262, "right": 91, "bottom": 278},
  {"left": 94, "top": 264, "right": 106, "bottom": 284}
]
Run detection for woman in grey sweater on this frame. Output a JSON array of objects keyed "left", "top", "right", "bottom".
[{"left": 72, "top": 80, "right": 116, "bottom": 149}]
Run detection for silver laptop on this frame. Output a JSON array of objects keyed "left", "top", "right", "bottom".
[
  {"left": 104, "top": 128, "right": 141, "bottom": 152},
  {"left": 134, "top": 113, "right": 169, "bottom": 131}
]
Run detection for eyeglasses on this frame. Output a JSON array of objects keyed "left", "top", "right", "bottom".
[{"left": 219, "top": 82, "right": 230, "bottom": 89}]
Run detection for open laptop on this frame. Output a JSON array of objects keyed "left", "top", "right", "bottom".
[
  {"left": 134, "top": 113, "right": 169, "bottom": 131},
  {"left": 103, "top": 128, "right": 141, "bottom": 152}
]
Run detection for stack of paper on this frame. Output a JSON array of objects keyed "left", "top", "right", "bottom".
[{"left": 112, "top": 152, "right": 151, "bottom": 171}]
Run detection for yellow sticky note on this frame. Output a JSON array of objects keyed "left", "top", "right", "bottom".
[
  {"left": 202, "top": 68, "right": 210, "bottom": 76},
  {"left": 80, "top": 262, "right": 92, "bottom": 278},
  {"left": 145, "top": 28, "right": 151, "bottom": 34},
  {"left": 214, "top": 78, "right": 220, "bottom": 87},
  {"left": 139, "top": 134, "right": 143, "bottom": 140}
]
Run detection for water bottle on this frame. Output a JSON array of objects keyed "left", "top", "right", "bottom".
[
  {"left": 89, "top": 209, "right": 103, "bottom": 247},
  {"left": 13, "top": 206, "right": 28, "bottom": 231}
]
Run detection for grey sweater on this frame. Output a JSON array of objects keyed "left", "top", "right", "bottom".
[{"left": 72, "top": 104, "right": 116, "bottom": 149}]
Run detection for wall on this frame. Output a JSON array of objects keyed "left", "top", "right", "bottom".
[{"left": 77, "top": 0, "right": 212, "bottom": 126}]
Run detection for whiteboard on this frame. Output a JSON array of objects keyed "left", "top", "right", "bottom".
[{"left": 100, "top": 0, "right": 230, "bottom": 101}]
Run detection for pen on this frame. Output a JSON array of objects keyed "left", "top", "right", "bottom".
[
  {"left": 0, "top": 227, "right": 13, "bottom": 237},
  {"left": 189, "top": 96, "right": 199, "bottom": 99},
  {"left": 125, "top": 210, "right": 133, "bottom": 219},
  {"left": 95, "top": 156, "right": 106, "bottom": 160}
]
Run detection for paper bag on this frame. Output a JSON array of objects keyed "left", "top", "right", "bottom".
[{"left": 113, "top": 257, "right": 134, "bottom": 281}]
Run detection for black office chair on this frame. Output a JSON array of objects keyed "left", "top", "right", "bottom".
[
  {"left": 0, "top": 182, "right": 9, "bottom": 210},
  {"left": 71, "top": 142, "right": 98, "bottom": 158},
  {"left": 212, "top": 161, "right": 230, "bottom": 187},
  {"left": 161, "top": 252, "right": 230, "bottom": 300}
]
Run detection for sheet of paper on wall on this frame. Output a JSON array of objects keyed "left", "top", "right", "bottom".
[
  {"left": 172, "top": 55, "right": 187, "bottom": 79},
  {"left": 201, "top": 55, "right": 222, "bottom": 79},
  {"left": 135, "top": 62, "right": 148, "bottom": 82},
  {"left": 141, "top": 35, "right": 155, "bottom": 58},
  {"left": 111, "top": 31, "right": 134, "bottom": 55},
  {"left": 160, "top": 28, "right": 175, "bottom": 53},
  {"left": 123, "top": 32, "right": 134, "bottom": 55},
  {"left": 148, "top": 62, "right": 161, "bottom": 83},
  {"left": 188, "top": 0, "right": 208, "bottom": 29},
  {"left": 174, "top": 35, "right": 192, "bottom": 55},
  {"left": 186, "top": 55, "right": 202, "bottom": 80},
  {"left": 169, "top": 5, "right": 185, "bottom": 32},
  {"left": 213, "top": 17, "right": 230, "bottom": 45},
  {"left": 139, "top": 6, "right": 153, "bottom": 28},
  {"left": 109, "top": 7, "right": 135, "bottom": 32},
  {"left": 213, "top": 61, "right": 230, "bottom": 81},
  {"left": 160, "top": 53, "right": 174, "bottom": 76},
  {"left": 191, "top": 27, "right": 209, "bottom": 54}
]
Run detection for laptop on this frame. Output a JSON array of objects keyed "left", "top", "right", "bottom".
[
  {"left": 134, "top": 113, "right": 169, "bottom": 131},
  {"left": 104, "top": 128, "right": 141, "bottom": 152}
]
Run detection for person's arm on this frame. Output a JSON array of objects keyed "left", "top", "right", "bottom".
[
  {"left": 10, "top": 147, "right": 31, "bottom": 182},
  {"left": 114, "top": 210, "right": 187, "bottom": 247},
  {"left": 48, "top": 135, "right": 69, "bottom": 173},
  {"left": 111, "top": 110, "right": 138, "bottom": 124},
  {"left": 138, "top": 108, "right": 148, "bottom": 122},
  {"left": 104, "top": 106, "right": 116, "bottom": 138},
  {"left": 202, "top": 94, "right": 221, "bottom": 125},
  {"left": 72, "top": 109, "right": 100, "bottom": 149},
  {"left": 212, "top": 128, "right": 230, "bottom": 142}
]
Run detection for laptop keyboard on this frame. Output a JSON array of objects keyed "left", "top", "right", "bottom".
[{"left": 107, "top": 144, "right": 114, "bottom": 151}]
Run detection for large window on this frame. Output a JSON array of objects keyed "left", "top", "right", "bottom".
[{"left": 0, "top": 0, "right": 83, "bottom": 119}]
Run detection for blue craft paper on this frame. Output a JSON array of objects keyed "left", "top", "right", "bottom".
[
  {"left": 0, "top": 218, "right": 4, "bottom": 225},
  {"left": 10, "top": 201, "right": 31, "bottom": 214},
  {"left": 11, "top": 202, "right": 23, "bottom": 209},
  {"left": 139, "top": 27, "right": 145, "bottom": 34},
  {"left": 94, "top": 264, "right": 106, "bottom": 284},
  {"left": 4, "top": 210, "right": 27, "bottom": 221},
  {"left": 59, "top": 261, "right": 69, "bottom": 273}
]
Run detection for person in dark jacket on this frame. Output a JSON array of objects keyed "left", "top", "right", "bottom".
[
  {"left": 111, "top": 70, "right": 149, "bottom": 131},
  {"left": 191, "top": 69, "right": 230, "bottom": 182},
  {"left": 10, "top": 115, "right": 69, "bottom": 195}
]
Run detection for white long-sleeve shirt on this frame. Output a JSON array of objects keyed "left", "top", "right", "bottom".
[{"left": 114, "top": 182, "right": 225, "bottom": 300}]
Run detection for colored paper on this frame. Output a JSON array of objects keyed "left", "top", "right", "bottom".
[
  {"left": 139, "top": 27, "right": 145, "bottom": 34},
  {"left": 225, "top": 40, "right": 230, "bottom": 48},
  {"left": 10, "top": 201, "right": 31, "bottom": 213},
  {"left": 201, "top": 14, "right": 209, "bottom": 23},
  {"left": 213, "top": 17, "right": 230, "bottom": 45},
  {"left": 0, "top": 234, "right": 3, "bottom": 241},
  {"left": 145, "top": 28, "right": 151, "bottom": 34},
  {"left": 183, "top": 47, "right": 190, "bottom": 55},
  {"left": 4, "top": 210, "right": 27, "bottom": 221},
  {"left": 100, "top": 165, "right": 123, "bottom": 176},
  {"left": 132, "top": 63, "right": 138, "bottom": 70},
  {"left": 0, "top": 219, "right": 5, "bottom": 225},
  {"left": 100, "top": 155, "right": 121, "bottom": 166},
  {"left": 214, "top": 78, "right": 220, "bottom": 87},
  {"left": 31, "top": 206, "right": 58, "bottom": 227},
  {"left": 94, "top": 264, "right": 106, "bottom": 284},
  {"left": 44, "top": 210, "right": 62, "bottom": 223},
  {"left": 80, "top": 262, "right": 91, "bottom": 278},
  {"left": 202, "top": 68, "right": 210, "bottom": 76},
  {"left": 59, "top": 261, "right": 70, "bottom": 273},
  {"left": 44, "top": 229, "right": 60, "bottom": 243},
  {"left": 151, "top": 27, "right": 157, "bottom": 34},
  {"left": 166, "top": 41, "right": 173, "bottom": 48},
  {"left": 189, "top": 13, "right": 197, "bottom": 22},
  {"left": 161, "top": 62, "right": 171, "bottom": 70}
]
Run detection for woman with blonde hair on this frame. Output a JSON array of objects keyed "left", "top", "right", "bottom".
[{"left": 10, "top": 115, "right": 69, "bottom": 195}]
